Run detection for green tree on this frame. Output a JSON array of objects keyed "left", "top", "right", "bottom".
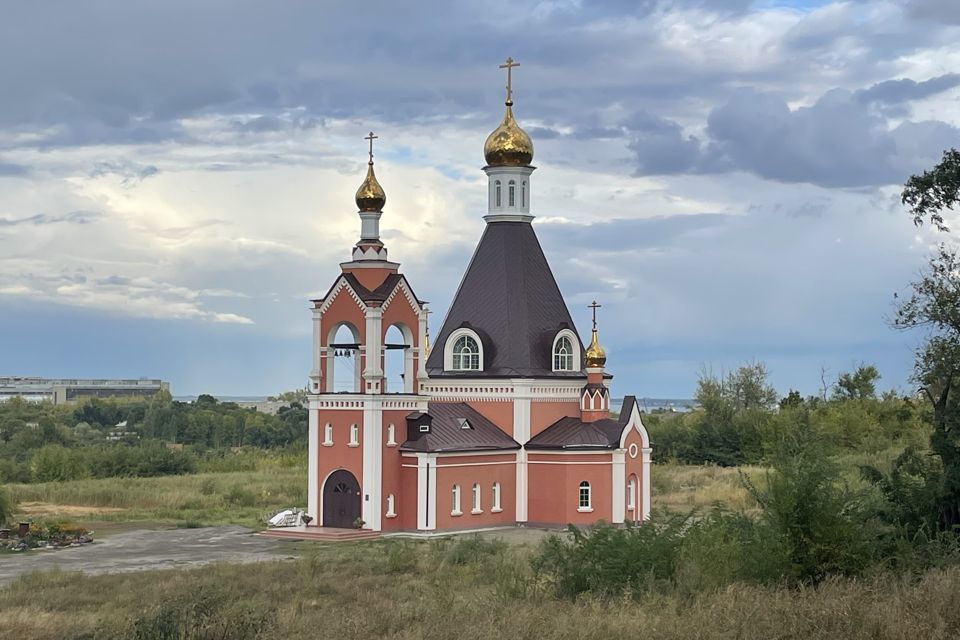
[
  {"left": 833, "top": 364, "right": 881, "bottom": 400},
  {"left": 902, "top": 148, "right": 960, "bottom": 232}
]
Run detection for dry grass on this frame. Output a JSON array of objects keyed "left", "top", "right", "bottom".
[
  {"left": 0, "top": 539, "right": 958, "bottom": 639},
  {"left": 652, "top": 463, "right": 764, "bottom": 513},
  {"left": 8, "top": 467, "right": 304, "bottom": 527}
]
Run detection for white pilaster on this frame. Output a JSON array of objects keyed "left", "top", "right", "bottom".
[
  {"left": 513, "top": 380, "right": 532, "bottom": 523},
  {"left": 362, "top": 398, "right": 383, "bottom": 531},
  {"left": 417, "top": 453, "right": 437, "bottom": 530},
  {"left": 309, "top": 308, "right": 322, "bottom": 393},
  {"left": 416, "top": 308, "right": 429, "bottom": 384},
  {"left": 307, "top": 409, "right": 319, "bottom": 522},
  {"left": 363, "top": 307, "right": 383, "bottom": 393},
  {"left": 612, "top": 450, "right": 626, "bottom": 524},
  {"left": 642, "top": 448, "right": 652, "bottom": 521}
]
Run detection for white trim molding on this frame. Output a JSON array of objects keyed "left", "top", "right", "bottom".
[
  {"left": 307, "top": 410, "right": 319, "bottom": 522},
  {"left": 612, "top": 450, "right": 626, "bottom": 524}
]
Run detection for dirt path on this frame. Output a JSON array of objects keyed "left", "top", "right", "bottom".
[{"left": 0, "top": 526, "right": 298, "bottom": 586}]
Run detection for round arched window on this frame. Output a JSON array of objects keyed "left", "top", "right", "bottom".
[{"left": 452, "top": 335, "right": 480, "bottom": 370}]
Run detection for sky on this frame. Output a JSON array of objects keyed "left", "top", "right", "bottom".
[{"left": 1, "top": 0, "right": 958, "bottom": 398}]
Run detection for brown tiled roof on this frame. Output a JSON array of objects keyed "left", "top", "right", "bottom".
[
  {"left": 425, "top": 220, "right": 586, "bottom": 379},
  {"left": 400, "top": 402, "right": 520, "bottom": 453},
  {"left": 524, "top": 396, "right": 636, "bottom": 450}
]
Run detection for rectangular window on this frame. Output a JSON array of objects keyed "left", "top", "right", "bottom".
[
  {"left": 419, "top": 424, "right": 430, "bottom": 433},
  {"left": 579, "top": 482, "right": 591, "bottom": 509}
]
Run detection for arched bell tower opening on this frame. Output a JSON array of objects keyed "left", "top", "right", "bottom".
[
  {"left": 327, "top": 322, "right": 362, "bottom": 393},
  {"left": 384, "top": 323, "right": 415, "bottom": 394}
]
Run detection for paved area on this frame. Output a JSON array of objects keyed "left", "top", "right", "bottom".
[{"left": 0, "top": 526, "right": 298, "bottom": 586}]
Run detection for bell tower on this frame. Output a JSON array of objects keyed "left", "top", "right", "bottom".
[{"left": 580, "top": 301, "right": 610, "bottom": 422}]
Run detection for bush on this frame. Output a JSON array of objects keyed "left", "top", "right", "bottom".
[
  {"left": 225, "top": 484, "right": 256, "bottom": 507},
  {"left": 0, "top": 485, "right": 14, "bottom": 527}
]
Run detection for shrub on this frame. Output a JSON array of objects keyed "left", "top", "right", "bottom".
[
  {"left": 225, "top": 484, "right": 256, "bottom": 507},
  {"left": 0, "top": 484, "right": 13, "bottom": 527}
]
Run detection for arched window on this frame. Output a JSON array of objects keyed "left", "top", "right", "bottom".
[
  {"left": 553, "top": 336, "right": 573, "bottom": 371},
  {"left": 495, "top": 180, "right": 501, "bottom": 208},
  {"left": 578, "top": 481, "right": 592, "bottom": 511},
  {"left": 508, "top": 180, "right": 516, "bottom": 207},
  {"left": 386, "top": 493, "right": 396, "bottom": 518},
  {"left": 323, "top": 423, "right": 333, "bottom": 446},
  {"left": 627, "top": 477, "right": 636, "bottom": 511},
  {"left": 349, "top": 424, "right": 359, "bottom": 447},
  {"left": 492, "top": 481, "right": 502, "bottom": 512},
  {"left": 386, "top": 424, "right": 396, "bottom": 446},
  {"left": 522, "top": 181, "right": 526, "bottom": 207},
  {"left": 471, "top": 483, "right": 482, "bottom": 513},
  {"left": 452, "top": 484, "right": 462, "bottom": 515},
  {"left": 452, "top": 335, "right": 480, "bottom": 371}
]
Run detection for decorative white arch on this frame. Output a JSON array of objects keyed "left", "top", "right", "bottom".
[
  {"left": 443, "top": 327, "right": 484, "bottom": 372},
  {"left": 552, "top": 329, "right": 580, "bottom": 372},
  {"left": 384, "top": 322, "right": 415, "bottom": 393}
]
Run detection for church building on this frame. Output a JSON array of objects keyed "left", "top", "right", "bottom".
[{"left": 306, "top": 59, "right": 651, "bottom": 533}]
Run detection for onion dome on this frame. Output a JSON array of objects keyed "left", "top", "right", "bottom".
[
  {"left": 355, "top": 161, "right": 386, "bottom": 212},
  {"left": 484, "top": 100, "right": 534, "bottom": 167},
  {"left": 584, "top": 327, "right": 606, "bottom": 368}
]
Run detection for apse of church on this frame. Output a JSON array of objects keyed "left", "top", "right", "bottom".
[{"left": 306, "top": 58, "right": 651, "bottom": 533}]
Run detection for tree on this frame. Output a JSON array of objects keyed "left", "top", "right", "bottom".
[
  {"left": 833, "top": 364, "right": 881, "bottom": 400},
  {"left": 902, "top": 148, "right": 960, "bottom": 232}
]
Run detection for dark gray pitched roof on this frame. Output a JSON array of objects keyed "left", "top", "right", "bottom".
[
  {"left": 426, "top": 220, "right": 585, "bottom": 378},
  {"left": 524, "top": 396, "right": 635, "bottom": 450},
  {"left": 399, "top": 402, "right": 520, "bottom": 453}
]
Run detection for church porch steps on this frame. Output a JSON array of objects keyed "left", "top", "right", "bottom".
[{"left": 258, "top": 526, "right": 380, "bottom": 542}]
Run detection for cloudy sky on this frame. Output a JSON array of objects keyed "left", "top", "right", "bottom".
[{"left": 1, "top": 0, "right": 958, "bottom": 398}]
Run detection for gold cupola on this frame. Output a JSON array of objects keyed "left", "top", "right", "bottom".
[
  {"left": 355, "top": 131, "right": 386, "bottom": 212},
  {"left": 355, "top": 161, "right": 386, "bottom": 212},
  {"left": 484, "top": 57, "right": 534, "bottom": 167},
  {"left": 584, "top": 301, "right": 607, "bottom": 368}
]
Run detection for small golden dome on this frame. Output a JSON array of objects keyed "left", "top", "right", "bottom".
[
  {"left": 355, "top": 162, "right": 386, "bottom": 212},
  {"left": 584, "top": 328, "right": 606, "bottom": 368},
  {"left": 484, "top": 101, "right": 534, "bottom": 167}
]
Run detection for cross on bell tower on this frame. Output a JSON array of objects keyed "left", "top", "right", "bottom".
[{"left": 499, "top": 57, "right": 519, "bottom": 105}]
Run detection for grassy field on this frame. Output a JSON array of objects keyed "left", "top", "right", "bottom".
[
  {"left": 7, "top": 466, "right": 304, "bottom": 529},
  {"left": 1, "top": 535, "right": 959, "bottom": 639}
]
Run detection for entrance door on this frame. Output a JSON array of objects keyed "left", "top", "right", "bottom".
[{"left": 322, "top": 469, "right": 361, "bottom": 528}]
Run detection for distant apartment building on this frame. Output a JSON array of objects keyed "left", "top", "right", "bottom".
[{"left": 0, "top": 377, "right": 170, "bottom": 405}]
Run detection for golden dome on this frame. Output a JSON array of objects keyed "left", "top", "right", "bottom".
[
  {"left": 355, "top": 161, "right": 386, "bottom": 212},
  {"left": 484, "top": 101, "right": 534, "bottom": 167},
  {"left": 584, "top": 328, "right": 606, "bottom": 368}
]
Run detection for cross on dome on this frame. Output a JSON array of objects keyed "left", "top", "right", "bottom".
[
  {"left": 364, "top": 131, "right": 378, "bottom": 165},
  {"left": 499, "top": 57, "right": 519, "bottom": 105}
]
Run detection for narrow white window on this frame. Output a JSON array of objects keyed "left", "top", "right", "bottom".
[
  {"left": 386, "top": 423, "right": 396, "bottom": 446},
  {"left": 508, "top": 180, "right": 515, "bottom": 206},
  {"left": 627, "top": 477, "right": 636, "bottom": 511},
  {"left": 349, "top": 424, "right": 359, "bottom": 447},
  {"left": 578, "top": 481, "right": 592, "bottom": 511},
  {"left": 553, "top": 336, "right": 574, "bottom": 371},
  {"left": 522, "top": 181, "right": 526, "bottom": 207},
  {"left": 323, "top": 423, "right": 333, "bottom": 446},
  {"left": 386, "top": 493, "right": 396, "bottom": 518},
  {"left": 491, "top": 481, "right": 502, "bottom": 512},
  {"left": 452, "top": 484, "right": 462, "bottom": 516},
  {"left": 452, "top": 335, "right": 480, "bottom": 371},
  {"left": 495, "top": 180, "right": 501, "bottom": 207},
  {"left": 471, "top": 483, "right": 482, "bottom": 514}
]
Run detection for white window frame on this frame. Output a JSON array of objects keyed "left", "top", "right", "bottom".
[
  {"left": 491, "top": 481, "right": 502, "bottom": 513},
  {"left": 386, "top": 423, "right": 397, "bottom": 447},
  {"left": 386, "top": 493, "right": 397, "bottom": 518},
  {"left": 577, "top": 481, "right": 593, "bottom": 512},
  {"left": 348, "top": 424, "right": 359, "bottom": 447},
  {"left": 471, "top": 483, "right": 482, "bottom": 514},
  {"left": 451, "top": 484, "right": 462, "bottom": 516},
  {"left": 444, "top": 328, "right": 483, "bottom": 372},
  {"left": 627, "top": 477, "right": 636, "bottom": 511},
  {"left": 323, "top": 423, "right": 333, "bottom": 446},
  {"left": 552, "top": 329, "right": 580, "bottom": 372}
]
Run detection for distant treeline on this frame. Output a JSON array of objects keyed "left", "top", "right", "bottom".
[
  {"left": 0, "top": 392, "right": 307, "bottom": 483},
  {"left": 645, "top": 363, "right": 929, "bottom": 467}
]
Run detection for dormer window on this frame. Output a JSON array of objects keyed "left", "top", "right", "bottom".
[
  {"left": 445, "top": 328, "right": 483, "bottom": 372},
  {"left": 458, "top": 418, "right": 472, "bottom": 430},
  {"left": 552, "top": 330, "right": 579, "bottom": 372}
]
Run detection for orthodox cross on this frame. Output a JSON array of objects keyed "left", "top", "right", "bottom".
[
  {"left": 588, "top": 300, "right": 602, "bottom": 330},
  {"left": 364, "top": 131, "right": 378, "bottom": 163},
  {"left": 499, "top": 57, "right": 520, "bottom": 103}
]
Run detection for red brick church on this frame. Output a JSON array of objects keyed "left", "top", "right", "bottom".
[{"left": 305, "top": 59, "right": 651, "bottom": 533}]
